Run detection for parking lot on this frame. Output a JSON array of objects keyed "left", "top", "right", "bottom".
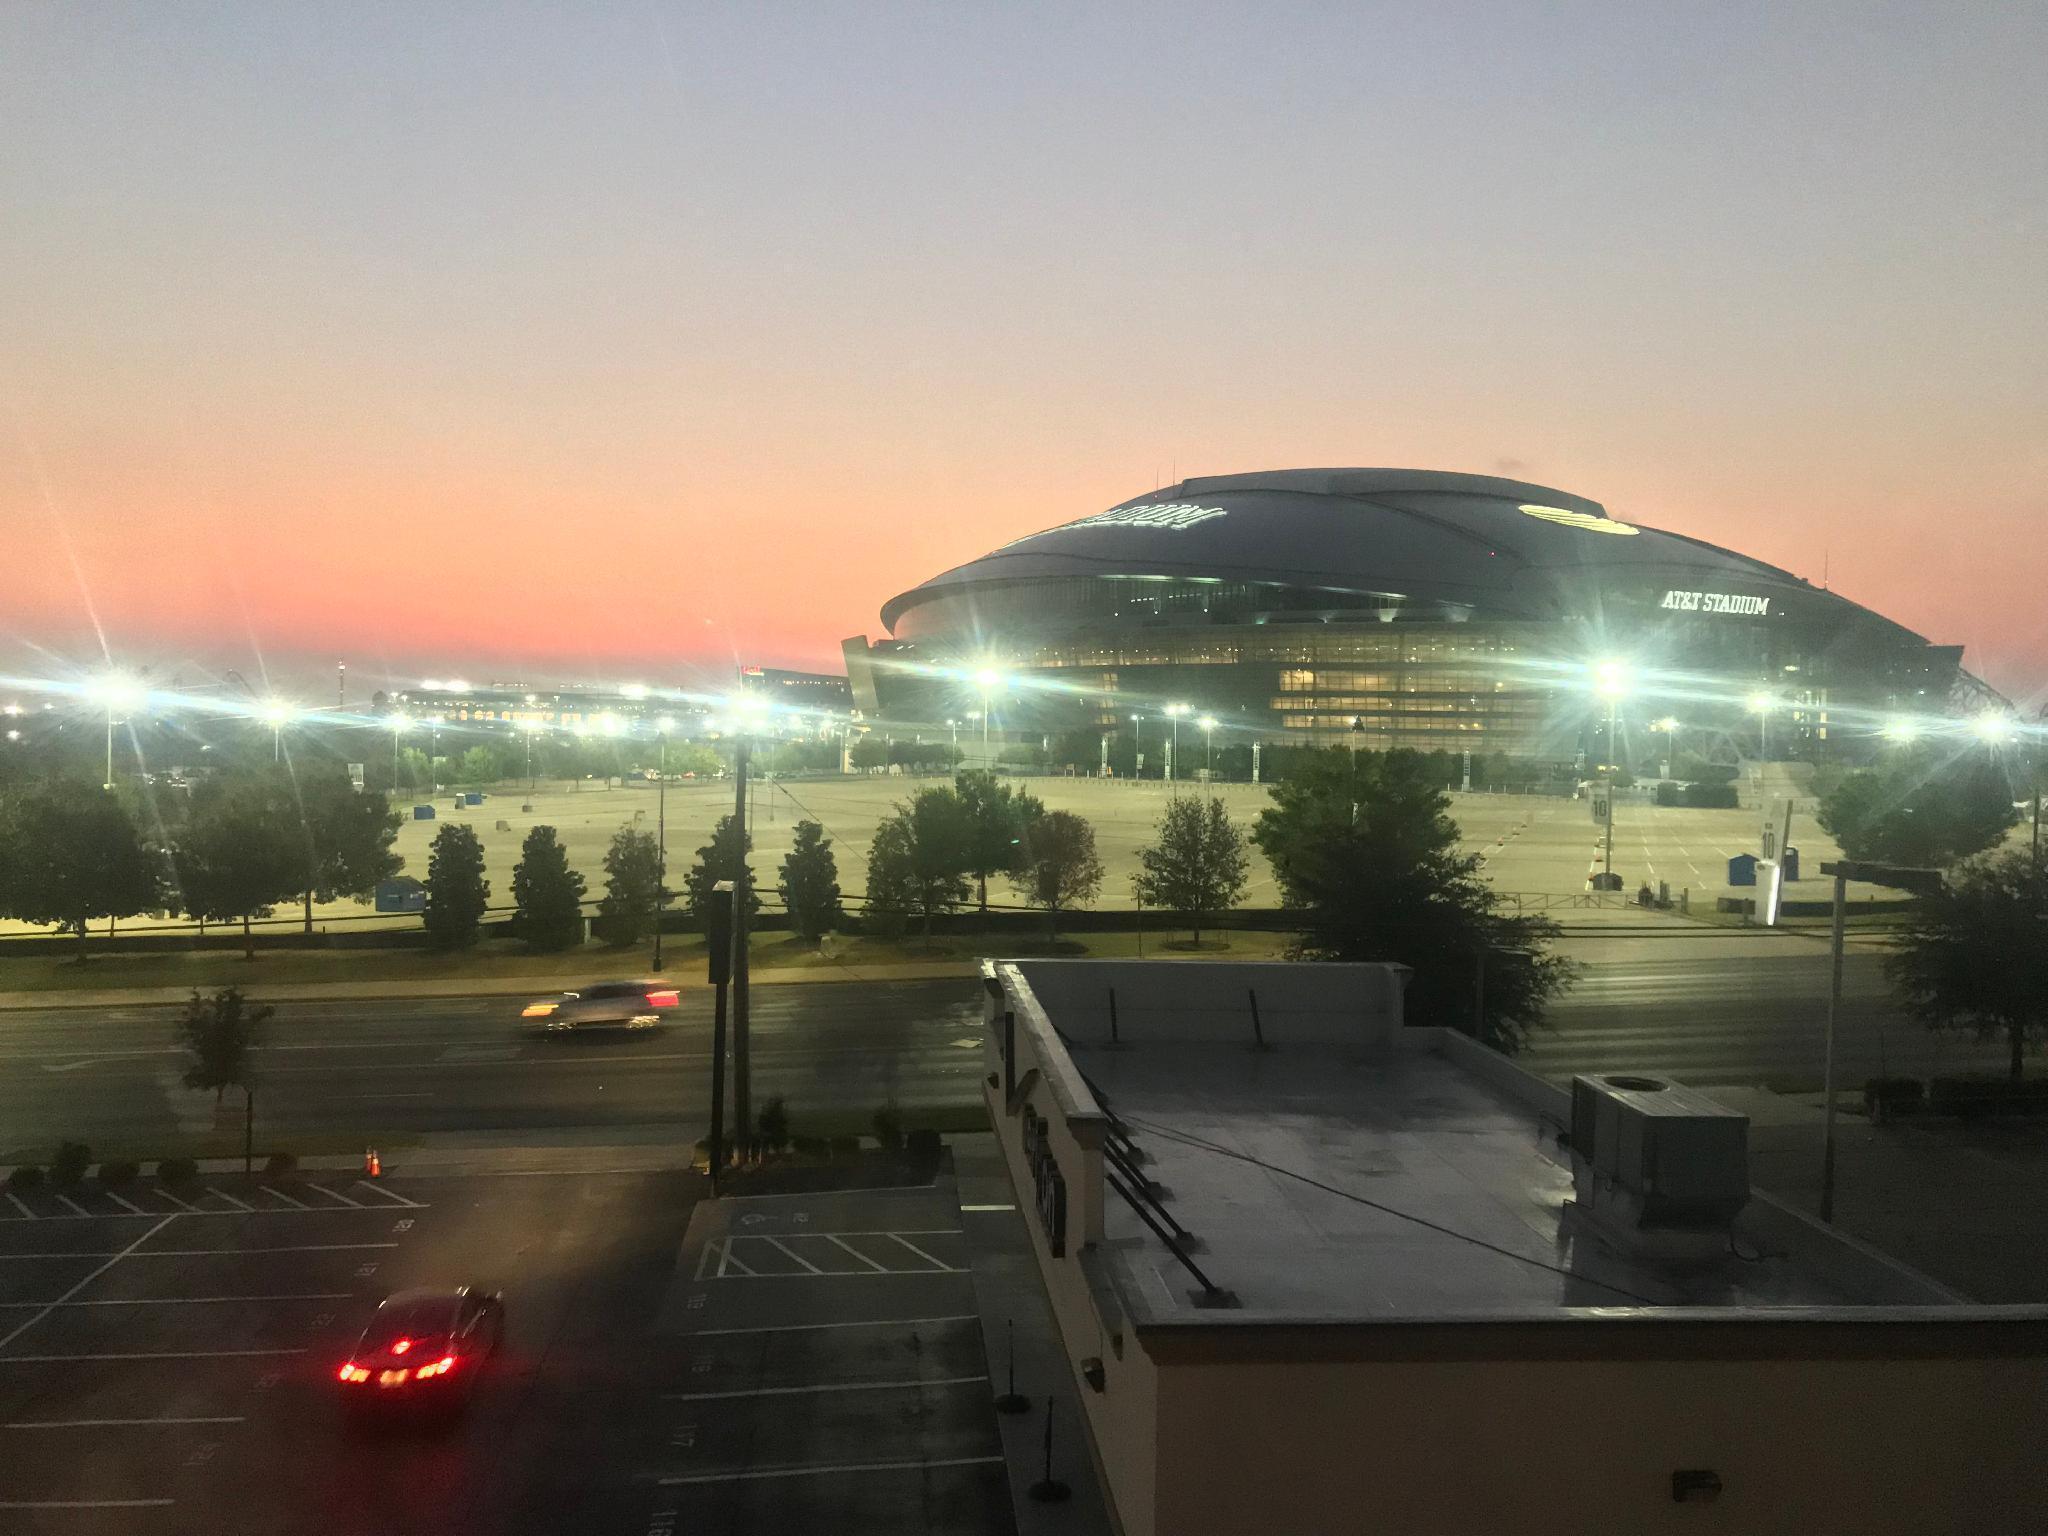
[{"left": 0, "top": 1169, "right": 702, "bottom": 1535}]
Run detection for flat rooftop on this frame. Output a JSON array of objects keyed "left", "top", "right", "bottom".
[{"left": 1001, "top": 960, "right": 1963, "bottom": 1325}]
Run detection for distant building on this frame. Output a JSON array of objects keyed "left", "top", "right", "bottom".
[
  {"left": 982, "top": 958, "right": 2048, "bottom": 1535},
  {"left": 736, "top": 665, "right": 852, "bottom": 712},
  {"left": 852, "top": 470, "right": 1994, "bottom": 768}
]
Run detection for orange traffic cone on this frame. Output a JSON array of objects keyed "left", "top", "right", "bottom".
[{"left": 365, "top": 1148, "right": 381, "bottom": 1179}]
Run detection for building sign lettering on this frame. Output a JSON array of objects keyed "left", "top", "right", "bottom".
[
  {"left": 1021, "top": 1106, "right": 1068, "bottom": 1258},
  {"left": 1003, "top": 503, "right": 1228, "bottom": 548},
  {"left": 1660, "top": 590, "right": 1771, "bottom": 616}
]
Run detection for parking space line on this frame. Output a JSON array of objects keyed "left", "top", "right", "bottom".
[
  {"left": 103, "top": 1191, "right": 146, "bottom": 1216},
  {"left": 205, "top": 1187, "right": 253, "bottom": 1212},
  {"left": 0, "top": 1292, "right": 352, "bottom": 1309},
  {"left": 760, "top": 1237, "right": 823, "bottom": 1274},
  {"left": 1, "top": 1348, "right": 307, "bottom": 1362},
  {"left": 656, "top": 1453, "right": 1004, "bottom": 1487},
  {"left": 258, "top": 1186, "right": 309, "bottom": 1210},
  {"left": 302, "top": 1183, "right": 362, "bottom": 1208},
  {"left": 0, "top": 1499, "right": 176, "bottom": 1509},
  {"left": 824, "top": 1235, "right": 886, "bottom": 1273},
  {"left": 7, "top": 1416, "right": 245, "bottom": 1429},
  {"left": 960, "top": 1204, "right": 1016, "bottom": 1212},
  {"left": 151, "top": 1186, "right": 200, "bottom": 1212},
  {"left": 0, "top": 1215, "right": 174, "bottom": 1352},
  {"left": 54, "top": 1195, "right": 91, "bottom": 1218},
  {"left": 713, "top": 1241, "right": 756, "bottom": 1279},
  {"left": 692, "top": 1314, "right": 978, "bottom": 1338},
  {"left": 664, "top": 1375, "right": 989, "bottom": 1403},
  {"left": 350, "top": 1181, "right": 422, "bottom": 1208},
  {"left": 886, "top": 1233, "right": 959, "bottom": 1272},
  {"left": 3, "top": 1194, "right": 30, "bottom": 1218},
  {"left": 134, "top": 1242, "right": 399, "bottom": 1256}
]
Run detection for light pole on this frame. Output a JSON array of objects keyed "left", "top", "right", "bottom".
[
  {"left": 1593, "top": 661, "right": 1629, "bottom": 888},
  {"left": 1129, "top": 713, "right": 1144, "bottom": 779},
  {"left": 89, "top": 675, "right": 143, "bottom": 790},
  {"left": 1199, "top": 714, "right": 1218, "bottom": 778},
  {"left": 428, "top": 716, "right": 444, "bottom": 793},
  {"left": 652, "top": 717, "right": 673, "bottom": 970},
  {"left": 1165, "top": 703, "right": 1189, "bottom": 784},
  {"left": 263, "top": 700, "right": 294, "bottom": 763},
  {"left": 390, "top": 715, "right": 412, "bottom": 796},
  {"left": 973, "top": 668, "right": 1004, "bottom": 772},
  {"left": 946, "top": 718, "right": 958, "bottom": 762},
  {"left": 1652, "top": 716, "right": 1679, "bottom": 779},
  {"left": 1748, "top": 691, "right": 1774, "bottom": 762},
  {"left": 521, "top": 718, "right": 543, "bottom": 792}
]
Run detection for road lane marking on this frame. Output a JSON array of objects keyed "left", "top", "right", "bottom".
[
  {"left": 0, "top": 1215, "right": 175, "bottom": 1352},
  {"left": 6, "top": 1416, "right": 245, "bottom": 1429},
  {"left": 0, "top": 1293, "right": 351, "bottom": 1308},
  {"left": 886, "top": 1233, "right": 959, "bottom": 1272},
  {"left": 692, "top": 1314, "right": 977, "bottom": 1337},
  {"left": 656, "top": 1453, "right": 1003, "bottom": 1486},
  {"left": 824, "top": 1235, "right": 886, "bottom": 1273},
  {"left": 0, "top": 1349, "right": 306, "bottom": 1362},
  {"left": 662, "top": 1375, "right": 988, "bottom": 1403}
]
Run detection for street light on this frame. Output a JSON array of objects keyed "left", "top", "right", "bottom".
[
  {"left": 1881, "top": 718, "right": 1920, "bottom": 745},
  {"left": 86, "top": 674, "right": 144, "bottom": 789},
  {"left": 519, "top": 717, "right": 544, "bottom": 790},
  {"left": 1592, "top": 661, "right": 1630, "bottom": 888},
  {"left": 261, "top": 699, "right": 295, "bottom": 762},
  {"left": 1199, "top": 714, "right": 1218, "bottom": 777},
  {"left": 389, "top": 714, "right": 413, "bottom": 795},
  {"left": 1129, "top": 713, "right": 1144, "bottom": 778},
  {"left": 1747, "top": 691, "right": 1775, "bottom": 761},
  {"left": 1164, "top": 703, "right": 1190, "bottom": 784},
  {"left": 1972, "top": 711, "right": 2016, "bottom": 745},
  {"left": 652, "top": 716, "right": 674, "bottom": 969},
  {"left": 427, "top": 715, "right": 445, "bottom": 793},
  {"left": 972, "top": 668, "right": 1006, "bottom": 771}
]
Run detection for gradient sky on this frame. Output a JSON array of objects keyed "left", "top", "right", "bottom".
[{"left": 4, "top": 2, "right": 2044, "bottom": 700}]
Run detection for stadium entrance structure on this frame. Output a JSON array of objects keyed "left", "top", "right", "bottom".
[{"left": 847, "top": 470, "right": 1975, "bottom": 771}]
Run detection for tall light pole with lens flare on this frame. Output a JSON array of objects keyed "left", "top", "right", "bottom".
[
  {"left": 1593, "top": 661, "right": 1630, "bottom": 887},
  {"left": 972, "top": 668, "right": 1005, "bottom": 772},
  {"left": 88, "top": 674, "right": 144, "bottom": 790}
]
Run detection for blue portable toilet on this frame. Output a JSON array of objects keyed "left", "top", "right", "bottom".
[
  {"left": 464, "top": 792, "right": 483, "bottom": 806},
  {"left": 412, "top": 804, "right": 435, "bottom": 821},
  {"left": 1781, "top": 846, "right": 1800, "bottom": 882},
  {"left": 1727, "top": 852, "right": 1758, "bottom": 886},
  {"left": 374, "top": 877, "right": 428, "bottom": 914}
]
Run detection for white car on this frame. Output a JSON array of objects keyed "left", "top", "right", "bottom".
[{"left": 521, "top": 980, "right": 681, "bottom": 1032}]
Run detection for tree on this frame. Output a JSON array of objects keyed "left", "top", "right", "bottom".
[
  {"left": 0, "top": 779, "right": 160, "bottom": 959},
  {"left": 423, "top": 823, "right": 490, "bottom": 949},
  {"left": 1251, "top": 748, "right": 1573, "bottom": 1053},
  {"left": 955, "top": 770, "right": 1044, "bottom": 915},
  {"left": 866, "top": 788, "right": 975, "bottom": 943},
  {"left": 293, "top": 765, "right": 403, "bottom": 933},
  {"left": 683, "top": 814, "right": 760, "bottom": 923},
  {"left": 1011, "top": 809, "right": 1103, "bottom": 941},
  {"left": 1887, "top": 850, "right": 2048, "bottom": 1081},
  {"left": 175, "top": 775, "right": 303, "bottom": 959},
  {"left": 594, "top": 825, "right": 663, "bottom": 947},
  {"left": 1818, "top": 751, "right": 2019, "bottom": 868},
  {"left": 179, "top": 986, "right": 273, "bottom": 1174},
  {"left": 511, "top": 825, "right": 586, "bottom": 951},
  {"left": 1131, "top": 795, "right": 1249, "bottom": 946},
  {"left": 779, "top": 820, "right": 844, "bottom": 942}
]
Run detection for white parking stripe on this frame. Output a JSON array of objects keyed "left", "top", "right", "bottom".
[
  {"left": 760, "top": 1237, "right": 822, "bottom": 1275},
  {"left": 959, "top": 1204, "right": 1015, "bottom": 1212},
  {"left": 7, "top": 1416, "right": 245, "bottom": 1429},
  {"left": 664, "top": 1375, "right": 988, "bottom": 1403},
  {"left": 3, "top": 1194, "right": 31, "bottom": 1218},
  {"left": 0, "top": 1348, "right": 306, "bottom": 1362},
  {"left": 54, "top": 1195, "right": 91, "bottom": 1218},
  {"left": 103, "top": 1191, "right": 146, "bottom": 1216},
  {"left": 0, "top": 1216, "right": 175, "bottom": 1352},
  {"left": 0, "top": 1499, "right": 176, "bottom": 1509},
  {"left": 824, "top": 1235, "right": 886, "bottom": 1273},
  {"left": 350, "top": 1181, "right": 421, "bottom": 1208},
  {"left": 657, "top": 1453, "right": 1003, "bottom": 1487},
  {"left": 130, "top": 1242, "right": 398, "bottom": 1256},
  {"left": 692, "top": 1314, "right": 977, "bottom": 1338},
  {"left": 302, "top": 1183, "right": 362, "bottom": 1208},
  {"left": 886, "top": 1233, "right": 958, "bottom": 1272},
  {"left": 258, "top": 1186, "right": 309, "bottom": 1209},
  {"left": 205, "top": 1187, "right": 253, "bottom": 1212},
  {"left": 0, "top": 1293, "right": 351, "bottom": 1309},
  {"left": 151, "top": 1186, "right": 200, "bottom": 1212}
]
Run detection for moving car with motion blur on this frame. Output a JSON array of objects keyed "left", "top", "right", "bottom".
[
  {"left": 520, "top": 979, "right": 681, "bottom": 1032},
  {"left": 338, "top": 1287, "right": 505, "bottom": 1418}
]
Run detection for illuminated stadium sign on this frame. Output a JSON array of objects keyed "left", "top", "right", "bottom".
[
  {"left": 1518, "top": 503, "right": 1638, "bottom": 536},
  {"left": 1022, "top": 502, "right": 1229, "bottom": 541},
  {"left": 1661, "top": 589, "right": 1771, "bottom": 616}
]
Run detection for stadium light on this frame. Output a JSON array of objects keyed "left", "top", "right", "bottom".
[
  {"left": 1591, "top": 660, "right": 1630, "bottom": 699},
  {"left": 1199, "top": 715, "right": 1219, "bottom": 776},
  {"left": 971, "top": 668, "right": 1008, "bottom": 770},
  {"left": 1973, "top": 712, "right": 2016, "bottom": 745},
  {"left": 1881, "top": 718, "right": 1920, "bottom": 744},
  {"left": 87, "top": 672, "right": 145, "bottom": 788},
  {"left": 1652, "top": 716, "right": 1679, "bottom": 733},
  {"left": 1748, "top": 691, "right": 1777, "bottom": 762},
  {"left": 1164, "top": 703, "right": 1191, "bottom": 784},
  {"left": 261, "top": 699, "right": 296, "bottom": 762}
]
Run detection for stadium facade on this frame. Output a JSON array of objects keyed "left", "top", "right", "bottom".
[{"left": 847, "top": 469, "right": 1978, "bottom": 766}]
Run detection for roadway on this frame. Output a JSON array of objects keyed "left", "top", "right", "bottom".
[{"left": 0, "top": 956, "right": 2006, "bottom": 1163}]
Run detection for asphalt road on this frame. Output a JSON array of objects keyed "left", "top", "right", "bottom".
[{"left": 0, "top": 955, "right": 2011, "bottom": 1162}]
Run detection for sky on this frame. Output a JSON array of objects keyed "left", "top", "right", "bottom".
[{"left": 4, "top": 1, "right": 2044, "bottom": 701}]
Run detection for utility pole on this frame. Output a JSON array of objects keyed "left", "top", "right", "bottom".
[
  {"left": 337, "top": 661, "right": 346, "bottom": 710},
  {"left": 653, "top": 728, "right": 668, "bottom": 970},
  {"left": 709, "top": 880, "right": 734, "bottom": 1196},
  {"left": 731, "top": 734, "right": 752, "bottom": 1162}
]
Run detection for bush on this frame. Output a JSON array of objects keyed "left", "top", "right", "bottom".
[
  {"left": 1681, "top": 781, "right": 1740, "bottom": 809},
  {"left": 155, "top": 1156, "right": 199, "bottom": 1185},
  {"left": 906, "top": 1128, "right": 942, "bottom": 1164},
  {"left": 1864, "top": 1078, "right": 1925, "bottom": 1119},
  {"left": 1654, "top": 781, "right": 1680, "bottom": 808},
  {"left": 754, "top": 1097, "right": 791, "bottom": 1155},
  {"left": 97, "top": 1159, "right": 140, "bottom": 1187},
  {"left": 1928, "top": 1077, "right": 2048, "bottom": 1118},
  {"left": 263, "top": 1152, "right": 298, "bottom": 1179},
  {"left": 828, "top": 1134, "right": 861, "bottom": 1156},
  {"left": 871, "top": 1100, "right": 904, "bottom": 1152},
  {"left": 49, "top": 1141, "right": 91, "bottom": 1187},
  {"left": 5, "top": 1164, "right": 45, "bottom": 1192},
  {"left": 791, "top": 1135, "right": 828, "bottom": 1159}
]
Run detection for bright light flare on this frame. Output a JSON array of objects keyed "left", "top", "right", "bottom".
[
  {"left": 1197, "top": 715, "right": 1218, "bottom": 730},
  {"left": 1165, "top": 702, "right": 1190, "bottom": 718},
  {"left": 1652, "top": 716, "right": 1680, "bottom": 733},
  {"left": 86, "top": 674, "right": 145, "bottom": 713},
  {"left": 1747, "top": 691, "right": 1775, "bottom": 714},
  {"left": 1591, "top": 660, "right": 1630, "bottom": 699},
  {"left": 1882, "top": 718, "right": 1920, "bottom": 744},
  {"left": 971, "top": 666, "right": 1006, "bottom": 691},
  {"left": 1972, "top": 712, "right": 2016, "bottom": 744},
  {"left": 261, "top": 699, "right": 296, "bottom": 727}
]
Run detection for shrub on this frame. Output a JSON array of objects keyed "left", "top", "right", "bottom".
[
  {"left": 791, "top": 1135, "right": 828, "bottom": 1159},
  {"left": 49, "top": 1141, "right": 91, "bottom": 1187},
  {"left": 1681, "top": 781, "right": 1740, "bottom": 810},
  {"left": 263, "top": 1152, "right": 299, "bottom": 1179},
  {"left": 906, "top": 1127, "right": 942, "bottom": 1164},
  {"left": 5, "top": 1164, "right": 45, "bottom": 1192},
  {"left": 828, "top": 1134, "right": 861, "bottom": 1156},
  {"left": 871, "top": 1100, "right": 904, "bottom": 1152},
  {"left": 155, "top": 1156, "right": 199, "bottom": 1185},
  {"left": 755, "top": 1097, "right": 791, "bottom": 1155},
  {"left": 1864, "top": 1078, "right": 1925, "bottom": 1119},
  {"left": 97, "top": 1159, "right": 140, "bottom": 1187}
]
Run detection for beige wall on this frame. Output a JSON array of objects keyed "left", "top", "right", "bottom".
[{"left": 1148, "top": 1350, "right": 2048, "bottom": 1534}]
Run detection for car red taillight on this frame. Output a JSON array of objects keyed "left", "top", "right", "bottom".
[
  {"left": 645, "top": 989, "right": 679, "bottom": 1009},
  {"left": 338, "top": 1363, "right": 370, "bottom": 1383},
  {"left": 414, "top": 1354, "right": 459, "bottom": 1379}
]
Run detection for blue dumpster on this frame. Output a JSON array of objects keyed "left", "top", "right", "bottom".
[
  {"left": 374, "top": 877, "right": 427, "bottom": 914},
  {"left": 464, "top": 792, "right": 483, "bottom": 806},
  {"left": 412, "top": 804, "right": 435, "bottom": 821},
  {"left": 1781, "top": 846, "right": 1800, "bottom": 881},
  {"left": 1727, "top": 852, "right": 1758, "bottom": 887}
]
